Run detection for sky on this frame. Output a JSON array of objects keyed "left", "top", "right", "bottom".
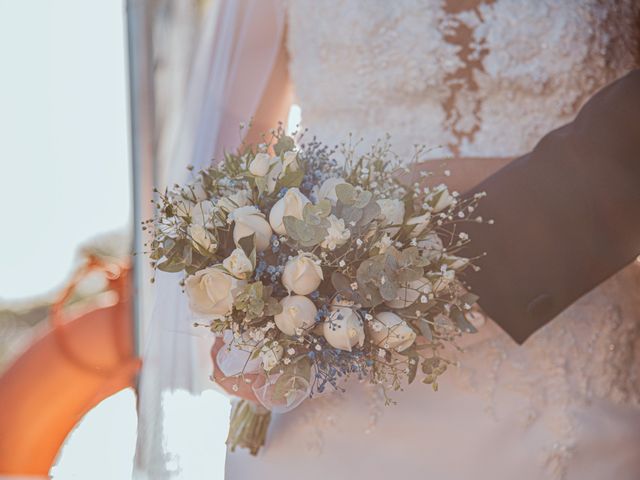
[{"left": 0, "top": 0, "right": 131, "bottom": 304}]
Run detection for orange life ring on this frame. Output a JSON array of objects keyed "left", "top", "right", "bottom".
[{"left": 0, "top": 257, "right": 141, "bottom": 476}]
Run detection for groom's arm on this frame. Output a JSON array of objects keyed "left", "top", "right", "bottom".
[{"left": 461, "top": 69, "right": 640, "bottom": 344}]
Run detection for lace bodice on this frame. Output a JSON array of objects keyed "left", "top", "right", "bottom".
[
  {"left": 257, "top": 2, "right": 640, "bottom": 478},
  {"left": 287, "top": 0, "right": 639, "bottom": 158}
]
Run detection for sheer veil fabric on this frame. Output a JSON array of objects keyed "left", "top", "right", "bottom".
[{"left": 133, "top": 2, "right": 285, "bottom": 478}]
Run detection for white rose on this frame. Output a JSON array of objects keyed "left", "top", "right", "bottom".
[
  {"left": 249, "top": 153, "right": 273, "bottom": 177},
  {"left": 222, "top": 247, "right": 254, "bottom": 279},
  {"left": 369, "top": 312, "right": 417, "bottom": 352},
  {"left": 323, "top": 304, "right": 365, "bottom": 351},
  {"left": 321, "top": 214, "right": 351, "bottom": 250},
  {"left": 230, "top": 206, "right": 273, "bottom": 252},
  {"left": 385, "top": 277, "right": 432, "bottom": 309},
  {"left": 188, "top": 224, "right": 217, "bottom": 254},
  {"left": 406, "top": 212, "right": 431, "bottom": 238},
  {"left": 282, "top": 151, "right": 299, "bottom": 172},
  {"left": 282, "top": 253, "right": 324, "bottom": 295},
  {"left": 428, "top": 184, "right": 456, "bottom": 212},
  {"left": 274, "top": 295, "right": 318, "bottom": 336},
  {"left": 217, "top": 190, "right": 251, "bottom": 214},
  {"left": 377, "top": 198, "right": 405, "bottom": 234},
  {"left": 317, "top": 177, "right": 347, "bottom": 205},
  {"left": 260, "top": 342, "right": 283, "bottom": 372},
  {"left": 185, "top": 267, "right": 246, "bottom": 319},
  {"left": 269, "top": 188, "right": 310, "bottom": 235}
]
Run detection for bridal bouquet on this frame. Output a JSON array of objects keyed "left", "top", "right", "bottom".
[{"left": 147, "top": 126, "right": 487, "bottom": 454}]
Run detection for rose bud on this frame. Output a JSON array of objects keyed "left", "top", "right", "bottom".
[
  {"left": 269, "top": 187, "right": 310, "bottom": 235},
  {"left": 230, "top": 206, "right": 273, "bottom": 252},
  {"left": 323, "top": 304, "right": 365, "bottom": 351},
  {"left": 274, "top": 295, "right": 318, "bottom": 336},
  {"left": 185, "top": 267, "right": 246, "bottom": 319},
  {"left": 222, "top": 247, "right": 254, "bottom": 279},
  {"left": 282, "top": 253, "right": 324, "bottom": 295},
  {"left": 369, "top": 312, "right": 416, "bottom": 352}
]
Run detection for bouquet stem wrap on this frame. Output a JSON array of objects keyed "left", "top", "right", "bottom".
[{"left": 227, "top": 400, "right": 271, "bottom": 455}]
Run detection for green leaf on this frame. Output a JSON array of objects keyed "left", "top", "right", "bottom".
[
  {"left": 417, "top": 318, "right": 433, "bottom": 341},
  {"left": 335, "top": 183, "right": 357, "bottom": 205},
  {"left": 274, "top": 135, "right": 295, "bottom": 156}
]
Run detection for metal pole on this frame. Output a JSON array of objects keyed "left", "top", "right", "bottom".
[{"left": 126, "top": 0, "right": 156, "bottom": 372}]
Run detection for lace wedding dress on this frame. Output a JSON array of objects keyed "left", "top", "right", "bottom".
[{"left": 225, "top": 1, "right": 640, "bottom": 479}]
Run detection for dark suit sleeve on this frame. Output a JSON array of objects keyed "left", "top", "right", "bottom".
[{"left": 461, "top": 69, "right": 640, "bottom": 344}]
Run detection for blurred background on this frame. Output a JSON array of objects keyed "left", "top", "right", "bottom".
[{"left": 0, "top": 0, "right": 232, "bottom": 478}]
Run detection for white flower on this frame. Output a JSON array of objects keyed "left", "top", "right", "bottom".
[
  {"left": 222, "top": 248, "right": 254, "bottom": 279},
  {"left": 428, "top": 184, "right": 455, "bottom": 212},
  {"left": 321, "top": 214, "right": 351, "bottom": 250},
  {"left": 217, "top": 190, "right": 251, "bottom": 214},
  {"left": 185, "top": 267, "right": 246, "bottom": 319},
  {"left": 274, "top": 295, "right": 318, "bottom": 336},
  {"left": 406, "top": 212, "right": 431, "bottom": 238},
  {"left": 230, "top": 206, "right": 273, "bottom": 252},
  {"left": 323, "top": 304, "right": 365, "bottom": 351},
  {"left": 369, "top": 312, "right": 416, "bottom": 352},
  {"left": 269, "top": 188, "right": 310, "bottom": 235},
  {"left": 377, "top": 198, "right": 405, "bottom": 234},
  {"left": 282, "top": 151, "right": 299, "bottom": 172},
  {"left": 260, "top": 343, "right": 283, "bottom": 372},
  {"left": 188, "top": 224, "right": 217, "bottom": 253},
  {"left": 385, "top": 278, "right": 432, "bottom": 309},
  {"left": 316, "top": 177, "right": 347, "bottom": 205},
  {"left": 282, "top": 253, "right": 324, "bottom": 295},
  {"left": 249, "top": 153, "right": 273, "bottom": 177}
]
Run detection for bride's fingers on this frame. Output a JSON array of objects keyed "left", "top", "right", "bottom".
[{"left": 211, "top": 338, "right": 260, "bottom": 403}]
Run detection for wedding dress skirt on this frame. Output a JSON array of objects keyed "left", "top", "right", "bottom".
[{"left": 226, "top": 1, "right": 640, "bottom": 478}]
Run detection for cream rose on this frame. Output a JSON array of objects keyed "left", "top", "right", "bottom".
[
  {"left": 274, "top": 295, "right": 318, "bottom": 336},
  {"left": 317, "top": 177, "right": 347, "bottom": 205},
  {"left": 222, "top": 247, "right": 254, "bottom": 279},
  {"left": 377, "top": 198, "right": 405, "bottom": 234},
  {"left": 249, "top": 153, "right": 273, "bottom": 177},
  {"left": 369, "top": 312, "right": 417, "bottom": 352},
  {"left": 321, "top": 214, "right": 351, "bottom": 250},
  {"left": 185, "top": 267, "right": 245, "bottom": 319},
  {"left": 269, "top": 188, "right": 310, "bottom": 235},
  {"left": 230, "top": 206, "right": 273, "bottom": 252},
  {"left": 385, "top": 277, "right": 432, "bottom": 309},
  {"left": 281, "top": 253, "right": 324, "bottom": 295},
  {"left": 260, "top": 342, "right": 283, "bottom": 372},
  {"left": 323, "top": 304, "right": 365, "bottom": 351},
  {"left": 188, "top": 224, "right": 217, "bottom": 254}
]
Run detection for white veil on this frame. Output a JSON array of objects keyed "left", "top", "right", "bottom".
[{"left": 134, "top": 1, "right": 285, "bottom": 478}]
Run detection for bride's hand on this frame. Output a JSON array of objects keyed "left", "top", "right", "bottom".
[
  {"left": 211, "top": 337, "right": 260, "bottom": 403},
  {"left": 404, "top": 156, "right": 513, "bottom": 193}
]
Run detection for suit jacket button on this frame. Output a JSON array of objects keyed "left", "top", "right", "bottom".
[{"left": 527, "top": 294, "right": 553, "bottom": 319}]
